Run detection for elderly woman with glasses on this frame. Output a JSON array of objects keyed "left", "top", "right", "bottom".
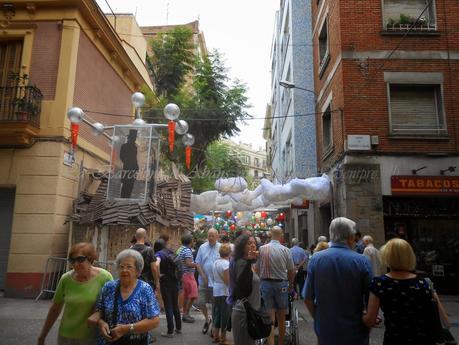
[
  {"left": 89, "top": 249, "right": 160, "bottom": 345},
  {"left": 38, "top": 242, "right": 113, "bottom": 345}
]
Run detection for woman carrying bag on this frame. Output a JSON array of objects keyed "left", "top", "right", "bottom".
[{"left": 230, "top": 234, "right": 265, "bottom": 345}]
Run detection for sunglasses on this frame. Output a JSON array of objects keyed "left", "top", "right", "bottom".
[{"left": 68, "top": 255, "right": 88, "bottom": 264}]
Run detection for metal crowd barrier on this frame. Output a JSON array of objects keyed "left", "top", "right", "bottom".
[
  {"left": 35, "top": 257, "right": 117, "bottom": 301},
  {"left": 35, "top": 257, "right": 67, "bottom": 301}
]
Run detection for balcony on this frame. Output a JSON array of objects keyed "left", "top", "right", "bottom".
[{"left": 0, "top": 85, "right": 42, "bottom": 146}]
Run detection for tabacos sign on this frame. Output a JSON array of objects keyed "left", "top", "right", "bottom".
[{"left": 391, "top": 176, "right": 459, "bottom": 195}]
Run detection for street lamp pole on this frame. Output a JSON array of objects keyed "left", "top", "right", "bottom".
[{"left": 279, "top": 80, "right": 317, "bottom": 98}]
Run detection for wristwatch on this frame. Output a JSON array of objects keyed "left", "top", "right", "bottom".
[{"left": 129, "top": 323, "right": 135, "bottom": 334}]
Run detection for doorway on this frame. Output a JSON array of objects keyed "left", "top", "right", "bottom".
[{"left": 0, "top": 187, "right": 15, "bottom": 290}]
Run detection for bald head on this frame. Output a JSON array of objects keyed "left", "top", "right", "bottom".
[
  {"left": 271, "top": 226, "right": 283, "bottom": 240},
  {"left": 135, "top": 228, "right": 147, "bottom": 242}
]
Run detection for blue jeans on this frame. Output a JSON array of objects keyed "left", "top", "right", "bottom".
[{"left": 260, "top": 280, "right": 289, "bottom": 310}]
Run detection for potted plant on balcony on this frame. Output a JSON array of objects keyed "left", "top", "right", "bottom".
[{"left": 8, "top": 72, "right": 37, "bottom": 121}]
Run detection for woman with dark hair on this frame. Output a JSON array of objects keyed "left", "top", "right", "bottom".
[
  {"left": 38, "top": 242, "right": 112, "bottom": 345},
  {"left": 154, "top": 238, "right": 182, "bottom": 338},
  {"left": 229, "top": 234, "right": 260, "bottom": 345}
]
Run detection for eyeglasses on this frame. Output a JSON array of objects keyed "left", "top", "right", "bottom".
[
  {"left": 118, "top": 264, "right": 136, "bottom": 271},
  {"left": 68, "top": 256, "right": 88, "bottom": 264}
]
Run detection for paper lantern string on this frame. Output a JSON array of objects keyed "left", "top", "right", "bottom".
[
  {"left": 71, "top": 123, "right": 79, "bottom": 149},
  {"left": 185, "top": 146, "right": 192, "bottom": 170},
  {"left": 168, "top": 120, "right": 176, "bottom": 153}
]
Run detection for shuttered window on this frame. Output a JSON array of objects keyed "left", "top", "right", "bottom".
[
  {"left": 389, "top": 84, "right": 446, "bottom": 134},
  {"left": 0, "top": 41, "right": 23, "bottom": 86},
  {"left": 319, "top": 19, "right": 328, "bottom": 64}
]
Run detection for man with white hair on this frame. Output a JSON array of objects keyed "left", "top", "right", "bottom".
[
  {"left": 195, "top": 228, "right": 221, "bottom": 335},
  {"left": 317, "top": 235, "right": 328, "bottom": 243},
  {"left": 303, "top": 217, "right": 372, "bottom": 345},
  {"left": 257, "top": 226, "right": 295, "bottom": 345},
  {"left": 362, "top": 235, "right": 382, "bottom": 276}
]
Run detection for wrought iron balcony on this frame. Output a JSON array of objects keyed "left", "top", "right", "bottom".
[
  {"left": 0, "top": 85, "right": 43, "bottom": 146},
  {"left": 0, "top": 85, "right": 42, "bottom": 126}
]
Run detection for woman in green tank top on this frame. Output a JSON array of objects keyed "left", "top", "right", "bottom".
[{"left": 38, "top": 242, "right": 113, "bottom": 345}]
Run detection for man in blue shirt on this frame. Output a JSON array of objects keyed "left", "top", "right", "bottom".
[
  {"left": 195, "top": 228, "right": 221, "bottom": 335},
  {"left": 303, "top": 217, "right": 372, "bottom": 345},
  {"left": 289, "top": 238, "right": 307, "bottom": 298}
]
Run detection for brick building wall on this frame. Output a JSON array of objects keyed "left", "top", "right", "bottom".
[
  {"left": 29, "top": 22, "right": 62, "bottom": 100},
  {"left": 313, "top": 0, "right": 459, "bottom": 172},
  {"left": 311, "top": 0, "right": 459, "bottom": 250},
  {"left": 73, "top": 31, "right": 133, "bottom": 154}
]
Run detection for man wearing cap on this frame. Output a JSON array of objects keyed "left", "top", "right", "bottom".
[
  {"left": 256, "top": 226, "right": 295, "bottom": 345},
  {"left": 120, "top": 129, "right": 139, "bottom": 198}
]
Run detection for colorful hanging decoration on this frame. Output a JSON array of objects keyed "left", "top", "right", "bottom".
[
  {"left": 185, "top": 146, "right": 192, "bottom": 170},
  {"left": 226, "top": 210, "right": 232, "bottom": 218},
  {"left": 230, "top": 224, "right": 236, "bottom": 231},
  {"left": 71, "top": 123, "right": 79, "bottom": 149},
  {"left": 261, "top": 211, "right": 267, "bottom": 219},
  {"left": 168, "top": 120, "right": 176, "bottom": 153}
]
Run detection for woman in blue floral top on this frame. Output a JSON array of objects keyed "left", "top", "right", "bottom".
[{"left": 89, "top": 249, "right": 160, "bottom": 345}]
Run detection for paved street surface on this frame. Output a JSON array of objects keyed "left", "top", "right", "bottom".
[{"left": 1, "top": 294, "right": 459, "bottom": 345}]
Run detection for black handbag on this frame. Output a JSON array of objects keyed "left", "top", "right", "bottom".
[{"left": 243, "top": 300, "right": 273, "bottom": 340}]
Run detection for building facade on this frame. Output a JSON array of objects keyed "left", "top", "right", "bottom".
[
  {"left": 312, "top": 0, "right": 459, "bottom": 292},
  {"left": 225, "top": 140, "right": 269, "bottom": 182},
  {"left": 268, "top": 0, "right": 315, "bottom": 243},
  {"left": 0, "top": 0, "right": 152, "bottom": 297}
]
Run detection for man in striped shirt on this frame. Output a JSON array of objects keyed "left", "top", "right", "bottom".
[{"left": 256, "top": 226, "right": 295, "bottom": 345}]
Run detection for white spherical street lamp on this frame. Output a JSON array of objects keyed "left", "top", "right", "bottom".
[
  {"left": 164, "top": 103, "right": 180, "bottom": 120},
  {"left": 67, "top": 107, "right": 85, "bottom": 123}
]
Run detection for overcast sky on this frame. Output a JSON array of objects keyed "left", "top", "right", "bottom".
[{"left": 97, "top": 0, "right": 279, "bottom": 151}]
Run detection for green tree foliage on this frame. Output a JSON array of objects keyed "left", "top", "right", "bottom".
[
  {"left": 144, "top": 27, "right": 251, "bottom": 180},
  {"left": 147, "top": 27, "right": 195, "bottom": 97},
  {"left": 190, "top": 141, "right": 248, "bottom": 193}
]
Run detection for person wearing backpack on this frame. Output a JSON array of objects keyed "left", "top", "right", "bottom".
[
  {"left": 154, "top": 238, "right": 182, "bottom": 338},
  {"left": 131, "top": 228, "right": 159, "bottom": 292}
]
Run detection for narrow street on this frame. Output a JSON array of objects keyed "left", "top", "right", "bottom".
[{"left": 2, "top": 294, "right": 459, "bottom": 345}]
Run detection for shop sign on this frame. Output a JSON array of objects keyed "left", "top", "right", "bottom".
[
  {"left": 391, "top": 176, "right": 459, "bottom": 195},
  {"left": 432, "top": 265, "right": 445, "bottom": 277},
  {"left": 347, "top": 135, "right": 371, "bottom": 150}
]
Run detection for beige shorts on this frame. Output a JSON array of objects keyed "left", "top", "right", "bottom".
[{"left": 198, "top": 286, "right": 214, "bottom": 305}]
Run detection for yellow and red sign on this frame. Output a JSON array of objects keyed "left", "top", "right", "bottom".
[{"left": 391, "top": 176, "right": 459, "bottom": 195}]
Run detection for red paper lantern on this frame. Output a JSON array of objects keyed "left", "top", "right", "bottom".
[
  {"left": 226, "top": 210, "right": 232, "bottom": 218},
  {"left": 230, "top": 224, "right": 236, "bottom": 231},
  {"left": 277, "top": 212, "right": 285, "bottom": 221},
  {"left": 168, "top": 120, "right": 176, "bottom": 153},
  {"left": 71, "top": 123, "right": 79, "bottom": 148},
  {"left": 185, "top": 146, "right": 192, "bottom": 170},
  {"left": 261, "top": 211, "right": 267, "bottom": 219}
]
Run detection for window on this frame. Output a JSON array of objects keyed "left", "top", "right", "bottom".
[
  {"left": 322, "top": 105, "right": 332, "bottom": 151},
  {"left": 254, "top": 170, "right": 259, "bottom": 178},
  {"left": 318, "top": 18, "right": 330, "bottom": 76},
  {"left": 388, "top": 84, "right": 446, "bottom": 135},
  {"left": 262, "top": 160, "right": 266, "bottom": 168},
  {"left": 254, "top": 157, "right": 259, "bottom": 167},
  {"left": 383, "top": 0, "right": 436, "bottom": 31},
  {"left": 0, "top": 41, "right": 22, "bottom": 86}
]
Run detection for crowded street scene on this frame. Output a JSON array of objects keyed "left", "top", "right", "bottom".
[{"left": 1, "top": 0, "right": 459, "bottom": 345}]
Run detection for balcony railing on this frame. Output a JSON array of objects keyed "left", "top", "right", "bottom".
[{"left": 0, "top": 85, "right": 43, "bottom": 127}]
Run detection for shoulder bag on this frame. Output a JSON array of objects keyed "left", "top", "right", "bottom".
[{"left": 243, "top": 299, "right": 272, "bottom": 340}]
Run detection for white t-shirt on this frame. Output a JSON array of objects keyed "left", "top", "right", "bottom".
[{"left": 212, "top": 258, "right": 230, "bottom": 297}]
